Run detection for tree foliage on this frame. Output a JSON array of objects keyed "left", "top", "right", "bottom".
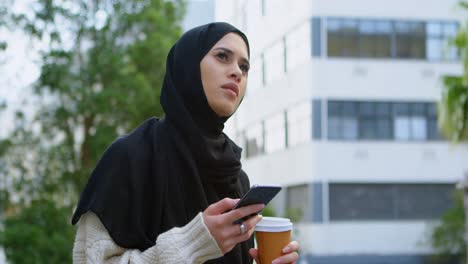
[
  {"left": 431, "top": 2, "right": 468, "bottom": 263},
  {"left": 0, "top": 199, "right": 75, "bottom": 264},
  {"left": 0, "top": 0, "right": 185, "bottom": 262},
  {"left": 439, "top": 2, "right": 468, "bottom": 142},
  {"left": 1, "top": 0, "right": 185, "bottom": 204},
  {"left": 430, "top": 191, "right": 466, "bottom": 263}
]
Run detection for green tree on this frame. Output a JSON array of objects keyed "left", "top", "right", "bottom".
[
  {"left": 431, "top": 1, "right": 468, "bottom": 263},
  {"left": 0, "top": 101, "right": 9, "bottom": 217},
  {"left": 0, "top": 199, "right": 75, "bottom": 264},
  {"left": 0, "top": 1, "right": 8, "bottom": 51},
  {"left": 439, "top": 1, "right": 468, "bottom": 142},
  {"left": 430, "top": 191, "right": 466, "bottom": 263},
  {"left": 0, "top": 0, "right": 185, "bottom": 262},
  {"left": 262, "top": 205, "right": 277, "bottom": 217}
]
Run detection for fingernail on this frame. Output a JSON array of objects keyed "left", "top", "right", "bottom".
[
  {"left": 282, "top": 246, "right": 290, "bottom": 253},
  {"left": 272, "top": 259, "right": 280, "bottom": 264}
]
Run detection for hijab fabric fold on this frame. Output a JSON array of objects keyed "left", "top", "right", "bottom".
[{"left": 72, "top": 22, "right": 253, "bottom": 263}]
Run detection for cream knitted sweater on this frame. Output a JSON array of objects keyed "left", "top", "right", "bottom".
[{"left": 73, "top": 212, "right": 223, "bottom": 263}]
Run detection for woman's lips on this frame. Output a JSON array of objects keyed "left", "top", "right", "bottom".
[{"left": 221, "top": 83, "right": 239, "bottom": 97}]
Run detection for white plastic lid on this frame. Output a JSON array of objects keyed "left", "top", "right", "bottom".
[{"left": 255, "top": 217, "right": 293, "bottom": 232}]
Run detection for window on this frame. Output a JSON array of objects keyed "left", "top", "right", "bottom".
[
  {"left": 374, "top": 21, "right": 392, "bottom": 58},
  {"left": 328, "top": 101, "right": 358, "bottom": 140},
  {"left": 261, "top": 53, "right": 266, "bottom": 86},
  {"left": 283, "top": 37, "right": 287, "bottom": 73},
  {"left": 327, "top": 18, "right": 359, "bottom": 57},
  {"left": 393, "top": 103, "right": 428, "bottom": 141},
  {"left": 411, "top": 103, "right": 428, "bottom": 140},
  {"left": 328, "top": 19, "right": 392, "bottom": 58},
  {"left": 427, "top": 103, "right": 442, "bottom": 140},
  {"left": 358, "top": 20, "right": 392, "bottom": 58},
  {"left": 395, "top": 21, "right": 426, "bottom": 59},
  {"left": 426, "top": 21, "right": 458, "bottom": 61},
  {"left": 394, "top": 103, "right": 411, "bottom": 140},
  {"left": 312, "top": 99, "right": 322, "bottom": 139},
  {"left": 341, "top": 19, "right": 360, "bottom": 57},
  {"left": 261, "top": 0, "right": 266, "bottom": 16},
  {"left": 327, "top": 101, "right": 440, "bottom": 141},
  {"left": 426, "top": 22, "right": 443, "bottom": 61},
  {"left": 286, "top": 21, "right": 311, "bottom": 71},
  {"left": 264, "top": 41, "right": 285, "bottom": 84},
  {"left": 325, "top": 17, "right": 458, "bottom": 61},
  {"left": 443, "top": 23, "right": 458, "bottom": 60},
  {"left": 245, "top": 123, "right": 264, "bottom": 158},
  {"left": 329, "top": 183, "right": 454, "bottom": 220},
  {"left": 241, "top": 3, "right": 247, "bottom": 31},
  {"left": 397, "top": 184, "right": 454, "bottom": 219},
  {"left": 236, "top": 131, "right": 247, "bottom": 159},
  {"left": 375, "top": 102, "right": 393, "bottom": 139},
  {"left": 286, "top": 185, "right": 309, "bottom": 222},
  {"left": 359, "top": 102, "right": 377, "bottom": 139},
  {"left": 311, "top": 17, "right": 322, "bottom": 57},
  {"left": 264, "top": 112, "right": 286, "bottom": 153},
  {"left": 327, "top": 18, "right": 342, "bottom": 57},
  {"left": 287, "top": 101, "right": 312, "bottom": 146},
  {"left": 330, "top": 183, "right": 394, "bottom": 220},
  {"left": 247, "top": 58, "right": 263, "bottom": 94},
  {"left": 358, "top": 21, "right": 375, "bottom": 58}
]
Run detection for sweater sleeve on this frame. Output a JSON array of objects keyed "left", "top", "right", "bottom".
[{"left": 73, "top": 211, "right": 223, "bottom": 264}]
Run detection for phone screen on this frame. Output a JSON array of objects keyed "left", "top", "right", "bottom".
[{"left": 232, "top": 184, "right": 281, "bottom": 224}]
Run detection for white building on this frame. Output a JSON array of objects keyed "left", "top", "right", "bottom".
[
  {"left": 182, "top": 0, "right": 215, "bottom": 30},
  {"left": 216, "top": 0, "right": 468, "bottom": 263}
]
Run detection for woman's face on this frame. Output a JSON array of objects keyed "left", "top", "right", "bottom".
[{"left": 200, "top": 33, "right": 249, "bottom": 117}]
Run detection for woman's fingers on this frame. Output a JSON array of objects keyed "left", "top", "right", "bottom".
[
  {"left": 224, "top": 213, "right": 263, "bottom": 237},
  {"left": 204, "top": 198, "right": 240, "bottom": 215},
  {"left": 241, "top": 213, "right": 263, "bottom": 236},
  {"left": 272, "top": 251, "right": 299, "bottom": 264},
  {"left": 272, "top": 241, "right": 300, "bottom": 264},
  {"left": 203, "top": 200, "right": 264, "bottom": 254},
  {"left": 216, "top": 215, "right": 261, "bottom": 252},
  {"left": 225, "top": 203, "right": 264, "bottom": 223},
  {"left": 282, "top": 241, "right": 299, "bottom": 254},
  {"left": 248, "top": 248, "right": 258, "bottom": 260},
  {"left": 230, "top": 215, "right": 263, "bottom": 247}
]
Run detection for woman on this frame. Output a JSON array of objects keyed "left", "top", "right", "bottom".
[{"left": 71, "top": 22, "right": 299, "bottom": 264}]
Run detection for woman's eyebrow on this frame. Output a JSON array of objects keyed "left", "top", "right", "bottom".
[{"left": 213, "top": 47, "right": 250, "bottom": 65}]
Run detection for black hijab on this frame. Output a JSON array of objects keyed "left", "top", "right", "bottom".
[{"left": 71, "top": 22, "right": 253, "bottom": 263}]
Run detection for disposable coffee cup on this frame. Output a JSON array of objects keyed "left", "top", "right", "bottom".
[{"left": 255, "top": 217, "right": 293, "bottom": 264}]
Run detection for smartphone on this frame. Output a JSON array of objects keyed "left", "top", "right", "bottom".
[{"left": 232, "top": 184, "right": 282, "bottom": 224}]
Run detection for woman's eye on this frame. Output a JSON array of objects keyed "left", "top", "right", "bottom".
[
  {"left": 216, "top": 52, "right": 228, "bottom": 60},
  {"left": 240, "top": 64, "right": 250, "bottom": 73}
]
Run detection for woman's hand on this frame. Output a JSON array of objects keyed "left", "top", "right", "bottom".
[
  {"left": 249, "top": 240, "right": 300, "bottom": 264},
  {"left": 202, "top": 198, "right": 264, "bottom": 254}
]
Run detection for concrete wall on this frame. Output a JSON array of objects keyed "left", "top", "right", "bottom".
[
  {"left": 295, "top": 221, "right": 435, "bottom": 255},
  {"left": 243, "top": 141, "right": 468, "bottom": 185}
]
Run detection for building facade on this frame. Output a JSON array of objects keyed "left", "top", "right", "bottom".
[{"left": 216, "top": 0, "right": 468, "bottom": 263}]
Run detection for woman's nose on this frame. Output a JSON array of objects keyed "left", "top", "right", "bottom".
[{"left": 229, "top": 65, "right": 242, "bottom": 82}]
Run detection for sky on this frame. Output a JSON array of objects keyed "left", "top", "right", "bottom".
[
  {"left": 0, "top": 31, "right": 39, "bottom": 138},
  {"left": 0, "top": 0, "right": 39, "bottom": 138},
  {"left": 0, "top": 0, "right": 214, "bottom": 138}
]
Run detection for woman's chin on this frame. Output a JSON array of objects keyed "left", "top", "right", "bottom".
[
  {"left": 211, "top": 103, "right": 238, "bottom": 117},
  {"left": 216, "top": 110, "right": 235, "bottom": 118}
]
